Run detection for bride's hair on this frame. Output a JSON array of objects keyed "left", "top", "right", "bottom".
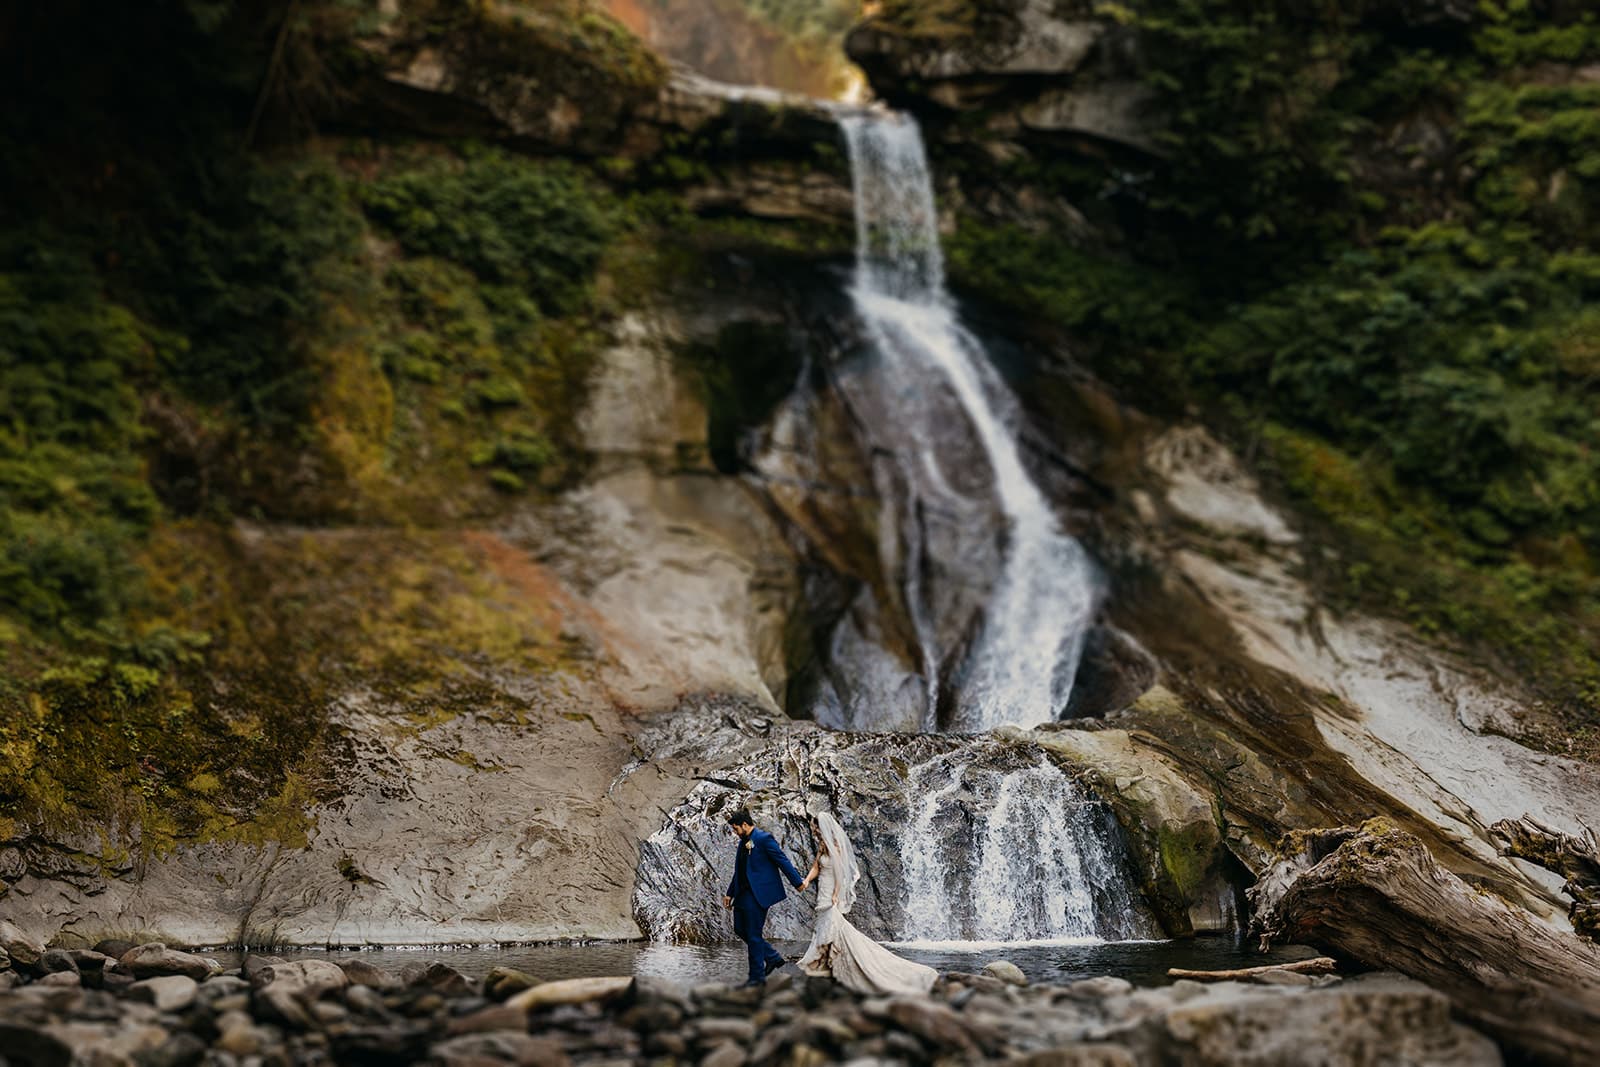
[{"left": 810, "top": 816, "right": 829, "bottom": 853}]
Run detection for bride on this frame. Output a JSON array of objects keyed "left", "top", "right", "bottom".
[{"left": 797, "top": 811, "right": 937, "bottom": 995}]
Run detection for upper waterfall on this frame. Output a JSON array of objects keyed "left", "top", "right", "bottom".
[{"left": 836, "top": 112, "right": 1100, "bottom": 733}]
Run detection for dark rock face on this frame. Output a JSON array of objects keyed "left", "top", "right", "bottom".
[{"left": 1062, "top": 623, "right": 1159, "bottom": 720}]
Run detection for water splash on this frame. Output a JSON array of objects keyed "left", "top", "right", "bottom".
[
  {"left": 840, "top": 112, "right": 1100, "bottom": 732},
  {"left": 896, "top": 751, "right": 1154, "bottom": 943},
  {"left": 897, "top": 752, "right": 971, "bottom": 941}
]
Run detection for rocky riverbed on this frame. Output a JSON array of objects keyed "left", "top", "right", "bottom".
[{"left": 0, "top": 923, "right": 1500, "bottom": 1066}]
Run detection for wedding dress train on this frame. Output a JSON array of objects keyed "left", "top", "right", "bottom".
[{"left": 798, "top": 813, "right": 936, "bottom": 996}]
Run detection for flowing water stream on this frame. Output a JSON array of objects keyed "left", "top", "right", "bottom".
[{"left": 836, "top": 112, "right": 1100, "bottom": 734}]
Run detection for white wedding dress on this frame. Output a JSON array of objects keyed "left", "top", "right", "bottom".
[{"left": 798, "top": 813, "right": 937, "bottom": 996}]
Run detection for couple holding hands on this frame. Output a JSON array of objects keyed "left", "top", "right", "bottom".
[{"left": 721, "top": 807, "right": 936, "bottom": 996}]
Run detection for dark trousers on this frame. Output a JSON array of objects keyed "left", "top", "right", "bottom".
[{"left": 732, "top": 892, "right": 782, "bottom": 983}]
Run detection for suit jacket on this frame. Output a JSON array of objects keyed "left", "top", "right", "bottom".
[{"left": 727, "top": 827, "right": 805, "bottom": 909}]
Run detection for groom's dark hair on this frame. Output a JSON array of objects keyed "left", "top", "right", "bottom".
[{"left": 726, "top": 808, "right": 754, "bottom": 828}]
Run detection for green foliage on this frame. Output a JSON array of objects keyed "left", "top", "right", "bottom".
[
  {"left": 0, "top": 257, "right": 162, "bottom": 639},
  {"left": 0, "top": 644, "right": 327, "bottom": 850},
  {"left": 362, "top": 149, "right": 616, "bottom": 319},
  {"left": 361, "top": 148, "right": 620, "bottom": 495},
  {"left": 947, "top": 223, "right": 1196, "bottom": 360},
  {"left": 1131, "top": 0, "right": 1376, "bottom": 257},
  {"left": 141, "top": 160, "right": 366, "bottom": 424}
]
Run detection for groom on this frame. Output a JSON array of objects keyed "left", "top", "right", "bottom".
[{"left": 721, "top": 808, "right": 806, "bottom": 987}]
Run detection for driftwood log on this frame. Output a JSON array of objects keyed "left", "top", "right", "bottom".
[
  {"left": 1493, "top": 814, "right": 1600, "bottom": 943},
  {"left": 1166, "top": 956, "right": 1337, "bottom": 981},
  {"left": 1249, "top": 820, "right": 1600, "bottom": 1066}
]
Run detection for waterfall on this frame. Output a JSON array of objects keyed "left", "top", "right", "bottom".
[
  {"left": 894, "top": 750, "right": 1154, "bottom": 944},
  {"left": 838, "top": 112, "right": 1100, "bottom": 733},
  {"left": 632, "top": 733, "right": 1158, "bottom": 946}
]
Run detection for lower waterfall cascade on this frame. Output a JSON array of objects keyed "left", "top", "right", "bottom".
[
  {"left": 631, "top": 733, "right": 1160, "bottom": 947},
  {"left": 894, "top": 749, "right": 1157, "bottom": 944}
]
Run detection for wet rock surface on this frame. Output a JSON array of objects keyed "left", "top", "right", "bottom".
[{"left": 0, "top": 940, "right": 1500, "bottom": 1067}]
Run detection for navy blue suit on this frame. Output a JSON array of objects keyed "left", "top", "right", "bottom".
[{"left": 727, "top": 827, "right": 804, "bottom": 983}]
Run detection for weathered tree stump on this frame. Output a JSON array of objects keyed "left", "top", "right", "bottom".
[
  {"left": 1249, "top": 820, "right": 1600, "bottom": 1066},
  {"left": 1493, "top": 815, "right": 1600, "bottom": 944}
]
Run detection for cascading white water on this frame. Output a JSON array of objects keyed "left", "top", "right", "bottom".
[
  {"left": 840, "top": 112, "right": 1099, "bottom": 733},
  {"left": 897, "top": 755, "right": 969, "bottom": 942},
  {"left": 894, "top": 750, "right": 1154, "bottom": 944}
]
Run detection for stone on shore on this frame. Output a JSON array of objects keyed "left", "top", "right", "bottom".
[
  {"left": 127, "top": 974, "right": 200, "bottom": 1012},
  {"left": 431, "top": 1031, "right": 571, "bottom": 1067},
  {"left": 37, "top": 949, "right": 79, "bottom": 976},
  {"left": 36, "top": 971, "right": 82, "bottom": 988},
  {"left": 984, "top": 959, "right": 1029, "bottom": 986},
  {"left": 241, "top": 954, "right": 287, "bottom": 984},
  {"left": 505, "top": 975, "right": 633, "bottom": 1011},
  {"left": 0, "top": 921, "right": 44, "bottom": 972},
  {"left": 483, "top": 965, "right": 539, "bottom": 1000},
  {"left": 338, "top": 957, "right": 401, "bottom": 991},
  {"left": 65, "top": 949, "right": 115, "bottom": 974},
  {"left": 93, "top": 939, "right": 137, "bottom": 961},
  {"left": 421, "top": 961, "right": 475, "bottom": 996},
  {"left": 119, "top": 943, "right": 215, "bottom": 981},
  {"left": 247, "top": 958, "right": 350, "bottom": 996},
  {"left": 1064, "top": 976, "right": 1133, "bottom": 1000}
]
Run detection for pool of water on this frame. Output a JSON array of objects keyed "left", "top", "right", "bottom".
[{"left": 212, "top": 937, "right": 1318, "bottom": 989}]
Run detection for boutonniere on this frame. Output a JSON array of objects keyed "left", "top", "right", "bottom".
[{"left": 744, "top": 840, "right": 754, "bottom": 853}]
